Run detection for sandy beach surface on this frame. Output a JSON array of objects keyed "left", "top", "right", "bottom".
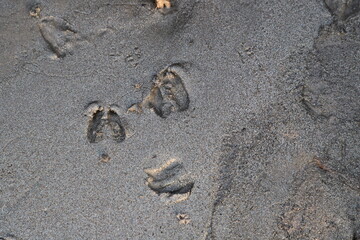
[{"left": 1, "top": 0, "right": 359, "bottom": 239}]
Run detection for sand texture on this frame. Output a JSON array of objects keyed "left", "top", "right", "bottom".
[{"left": 1, "top": 0, "right": 359, "bottom": 239}]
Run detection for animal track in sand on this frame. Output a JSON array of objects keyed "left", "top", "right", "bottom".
[
  {"left": 38, "top": 16, "right": 80, "bottom": 58},
  {"left": 84, "top": 102, "right": 126, "bottom": 143},
  {"left": 144, "top": 159, "right": 194, "bottom": 202},
  {"left": 140, "top": 64, "right": 190, "bottom": 118},
  {"left": 323, "top": 0, "right": 360, "bottom": 21}
]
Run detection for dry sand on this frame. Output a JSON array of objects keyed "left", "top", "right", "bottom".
[{"left": 0, "top": 0, "right": 359, "bottom": 239}]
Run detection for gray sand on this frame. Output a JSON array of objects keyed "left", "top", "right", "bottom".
[{"left": 0, "top": 0, "right": 359, "bottom": 239}]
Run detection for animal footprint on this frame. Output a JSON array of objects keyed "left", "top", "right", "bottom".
[
  {"left": 141, "top": 65, "right": 190, "bottom": 118},
  {"left": 324, "top": 0, "right": 360, "bottom": 21},
  {"left": 144, "top": 159, "right": 194, "bottom": 202},
  {"left": 85, "top": 102, "right": 126, "bottom": 143},
  {"left": 39, "top": 16, "right": 79, "bottom": 57}
]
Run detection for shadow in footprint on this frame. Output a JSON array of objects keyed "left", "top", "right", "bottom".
[
  {"left": 107, "top": 108, "right": 126, "bottom": 143},
  {"left": 86, "top": 103, "right": 105, "bottom": 143}
]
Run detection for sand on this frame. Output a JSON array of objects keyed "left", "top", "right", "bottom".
[{"left": 0, "top": 0, "right": 359, "bottom": 239}]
